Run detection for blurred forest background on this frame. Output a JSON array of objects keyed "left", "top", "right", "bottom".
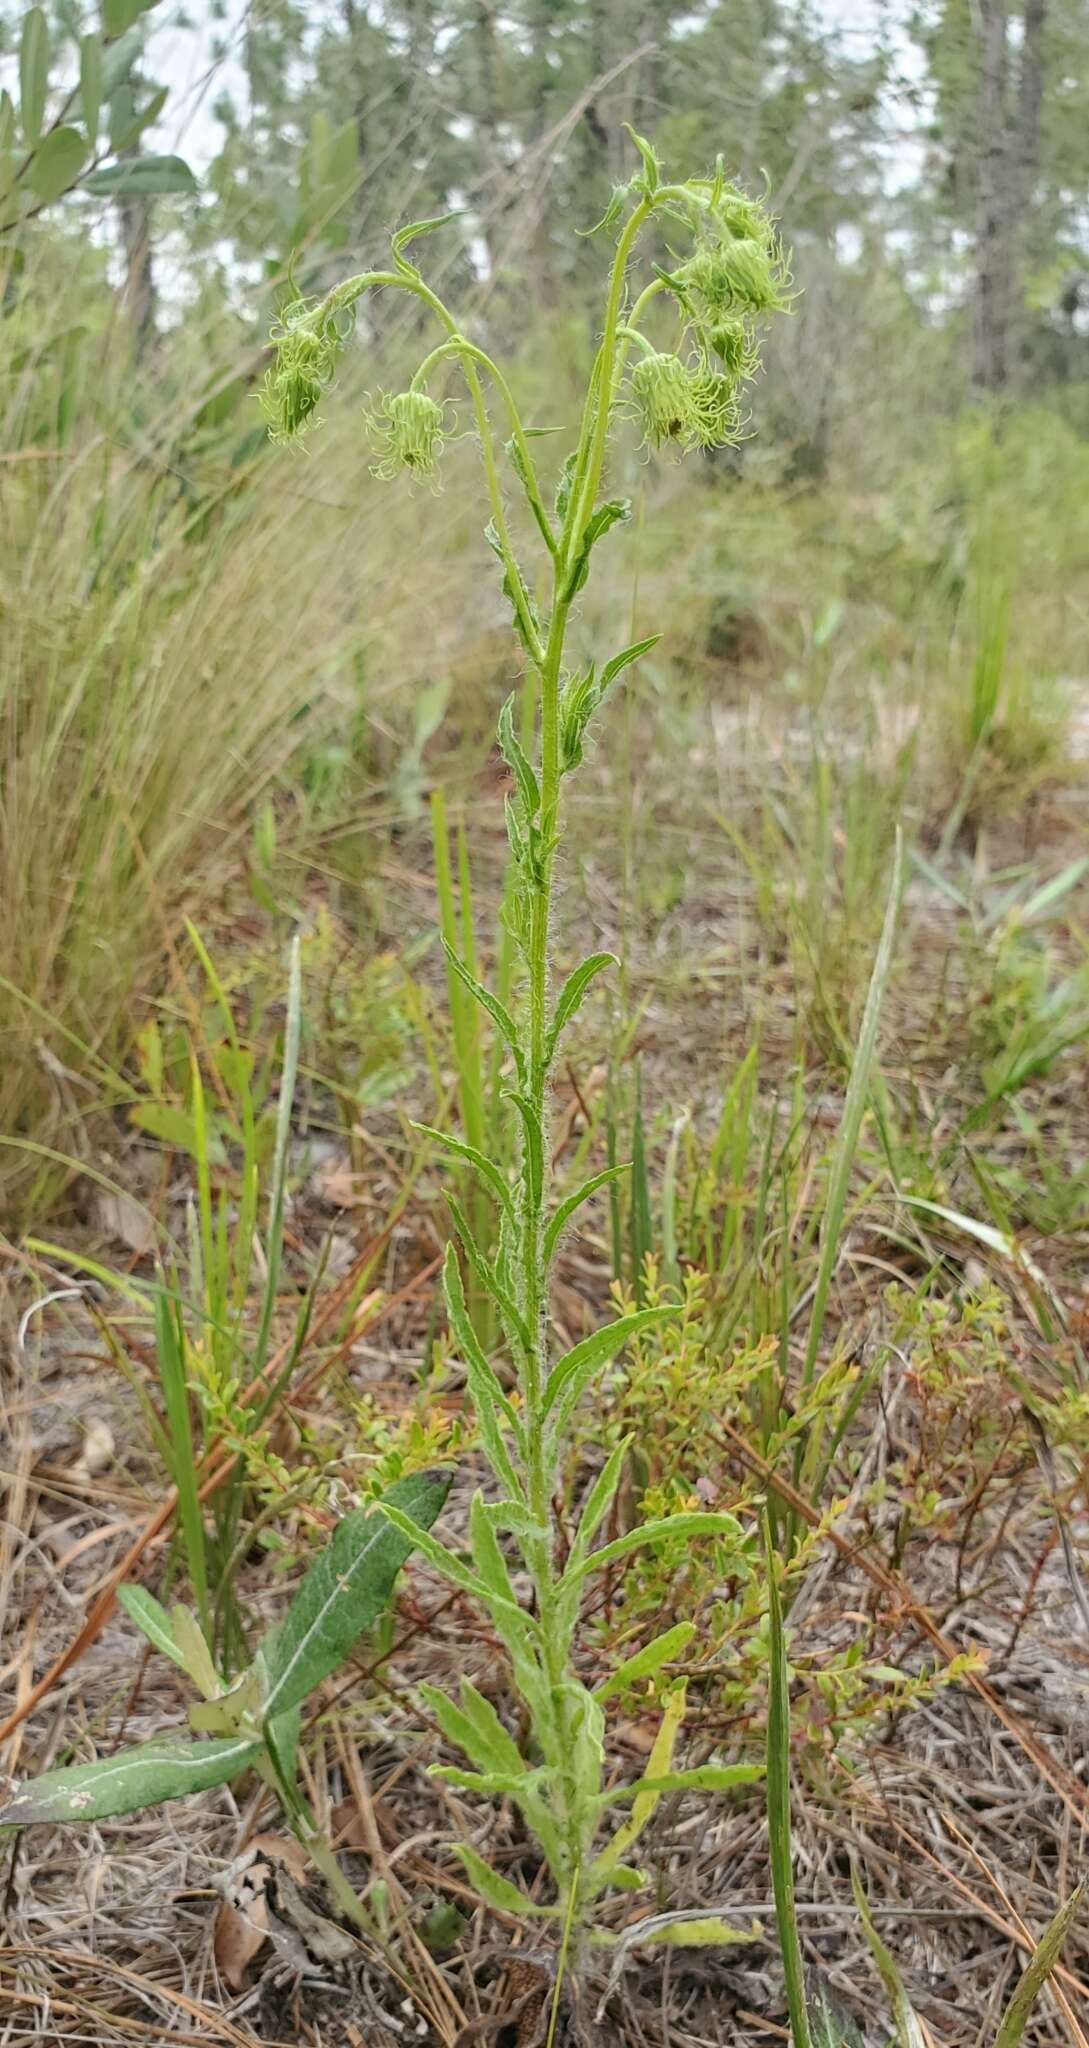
[{"left": 0, "top": 0, "right": 1087, "bottom": 1214}]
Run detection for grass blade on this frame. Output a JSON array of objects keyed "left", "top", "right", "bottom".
[
  {"left": 994, "top": 1884, "right": 1085, "bottom": 2048},
  {"left": 802, "top": 826, "right": 903, "bottom": 1391},
  {"left": 765, "top": 1515, "right": 811, "bottom": 2048}
]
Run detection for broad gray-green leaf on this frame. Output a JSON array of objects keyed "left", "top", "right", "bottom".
[
  {"left": 19, "top": 8, "right": 49, "bottom": 148},
  {"left": 103, "top": 0, "right": 158, "bottom": 35},
  {"left": 806, "top": 1968, "right": 867, "bottom": 2048},
  {"left": 83, "top": 151, "right": 195, "bottom": 196},
  {"left": 79, "top": 32, "right": 103, "bottom": 146},
  {"left": 261, "top": 1470, "right": 450, "bottom": 1721},
  {"left": 0, "top": 1736, "right": 261, "bottom": 1830},
  {"left": 116, "top": 1583, "right": 186, "bottom": 1670},
  {"left": 26, "top": 125, "right": 86, "bottom": 202},
  {"left": 100, "top": 25, "right": 143, "bottom": 96}
]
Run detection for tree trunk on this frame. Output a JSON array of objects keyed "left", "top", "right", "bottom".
[
  {"left": 117, "top": 151, "right": 156, "bottom": 358},
  {"left": 1012, "top": 0, "right": 1048, "bottom": 379},
  {"left": 972, "top": 0, "right": 1011, "bottom": 394}
]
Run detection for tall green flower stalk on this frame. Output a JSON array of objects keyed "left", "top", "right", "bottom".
[{"left": 265, "top": 134, "right": 789, "bottom": 1951}]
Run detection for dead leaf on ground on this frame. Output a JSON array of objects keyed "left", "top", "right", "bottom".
[
  {"left": 68, "top": 1416, "right": 115, "bottom": 1483},
  {"left": 214, "top": 1834, "right": 310, "bottom": 1991},
  {"left": 89, "top": 1187, "right": 156, "bottom": 1255}
]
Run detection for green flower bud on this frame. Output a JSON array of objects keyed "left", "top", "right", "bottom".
[
  {"left": 259, "top": 311, "right": 339, "bottom": 445},
  {"left": 365, "top": 389, "right": 449, "bottom": 481},
  {"left": 629, "top": 350, "right": 695, "bottom": 448}
]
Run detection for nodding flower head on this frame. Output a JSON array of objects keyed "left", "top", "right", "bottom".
[
  {"left": 707, "top": 317, "right": 760, "bottom": 383},
  {"left": 629, "top": 350, "right": 697, "bottom": 450},
  {"left": 365, "top": 389, "right": 449, "bottom": 482},
  {"left": 260, "top": 309, "right": 339, "bottom": 445},
  {"left": 686, "top": 363, "right": 745, "bottom": 450},
  {"left": 674, "top": 227, "right": 790, "bottom": 321},
  {"left": 628, "top": 348, "right": 747, "bottom": 457}
]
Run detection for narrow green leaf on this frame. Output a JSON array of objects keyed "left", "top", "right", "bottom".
[
  {"left": 994, "top": 1884, "right": 1085, "bottom": 2048},
  {"left": 594, "top": 1622, "right": 696, "bottom": 1702},
  {"left": 570, "top": 1436, "right": 631, "bottom": 1565},
  {"left": 83, "top": 152, "right": 196, "bottom": 196},
  {"left": 623, "top": 122, "right": 660, "bottom": 193},
  {"left": 444, "top": 1193, "right": 533, "bottom": 1359},
  {"left": 391, "top": 208, "right": 462, "bottom": 270},
  {"left": 261, "top": 1470, "right": 451, "bottom": 1721},
  {"left": 467, "top": 1490, "right": 534, "bottom": 1628},
  {"left": 377, "top": 1503, "right": 498, "bottom": 1610},
  {"left": 561, "top": 1509, "right": 743, "bottom": 1589},
  {"left": 116, "top": 1584, "right": 186, "bottom": 1670},
  {"left": 543, "top": 1307, "right": 675, "bottom": 1423},
  {"left": 441, "top": 1245, "right": 520, "bottom": 1430},
  {"left": 565, "top": 497, "right": 631, "bottom": 598},
  {"left": 454, "top": 1844, "right": 558, "bottom": 1918},
  {"left": 635, "top": 1916, "right": 755, "bottom": 1948},
  {"left": 153, "top": 1287, "right": 208, "bottom": 1632},
  {"left": 438, "top": 936, "right": 524, "bottom": 1082},
  {"left": 504, "top": 1090, "right": 543, "bottom": 1210},
  {"left": 766, "top": 1520, "right": 812, "bottom": 2048},
  {"left": 600, "top": 633, "right": 661, "bottom": 688},
  {"left": 170, "top": 1606, "right": 220, "bottom": 1701},
  {"left": 601, "top": 1763, "right": 764, "bottom": 1803},
  {"left": 414, "top": 1122, "right": 514, "bottom": 1221},
  {"left": 131, "top": 1102, "right": 202, "bottom": 1155},
  {"left": 26, "top": 125, "right": 87, "bottom": 202},
  {"left": 0, "top": 1737, "right": 261, "bottom": 1830},
  {"left": 253, "top": 934, "right": 301, "bottom": 1377},
  {"left": 440, "top": 1245, "right": 524, "bottom": 1498},
  {"left": 849, "top": 1864, "right": 924, "bottom": 2048},
  {"left": 262, "top": 1702, "right": 302, "bottom": 1788},
  {"left": 19, "top": 8, "right": 49, "bottom": 148},
  {"left": 100, "top": 25, "right": 143, "bottom": 95},
  {"left": 497, "top": 693, "right": 540, "bottom": 821},
  {"left": 419, "top": 1680, "right": 526, "bottom": 1780},
  {"left": 547, "top": 951, "right": 618, "bottom": 1058},
  {"left": 107, "top": 82, "right": 166, "bottom": 152},
  {"left": 802, "top": 829, "right": 902, "bottom": 1391},
  {"left": 544, "top": 1162, "right": 631, "bottom": 1264},
  {"left": 593, "top": 1683, "right": 686, "bottom": 1876}
]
